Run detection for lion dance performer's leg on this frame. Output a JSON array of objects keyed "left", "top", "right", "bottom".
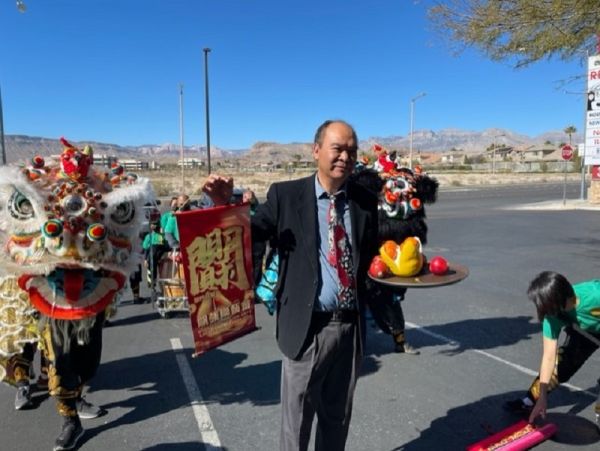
[
  {"left": 527, "top": 327, "right": 598, "bottom": 401},
  {"left": 9, "top": 342, "right": 35, "bottom": 409},
  {"left": 43, "top": 311, "right": 106, "bottom": 451},
  {"left": 505, "top": 327, "right": 599, "bottom": 414},
  {"left": 368, "top": 284, "right": 419, "bottom": 355},
  {"left": 130, "top": 264, "right": 142, "bottom": 304}
]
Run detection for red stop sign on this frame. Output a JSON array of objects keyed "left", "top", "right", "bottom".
[{"left": 562, "top": 145, "right": 573, "bottom": 160}]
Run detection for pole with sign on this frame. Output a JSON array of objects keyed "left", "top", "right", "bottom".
[
  {"left": 562, "top": 144, "right": 573, "bottom": 205},
  {"left": 586, "top": 54, "right": 600, "bottom": 203}
]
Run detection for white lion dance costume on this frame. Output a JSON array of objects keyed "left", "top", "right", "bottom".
[{"left": 0, "top": 138, "right": 152, "bottom": 450}]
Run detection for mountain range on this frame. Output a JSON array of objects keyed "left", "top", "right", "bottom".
[{"left": 2, "top": 128, "right": 583, "bottom": 164}]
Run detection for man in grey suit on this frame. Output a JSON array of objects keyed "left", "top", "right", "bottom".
[{"left": 203, "top": 120, "right": 378, "bottom": 451}]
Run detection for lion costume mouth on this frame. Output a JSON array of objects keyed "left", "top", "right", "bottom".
[{"left": 18, "top": 267, "right": 125, "bottom": 320}]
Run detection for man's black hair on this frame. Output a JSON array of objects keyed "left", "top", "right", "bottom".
[{"left": 313, "top": 119, "right": 358, "bottom": 147}]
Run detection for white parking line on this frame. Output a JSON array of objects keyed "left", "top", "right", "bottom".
[
  {"left": 170, "top": 338, "right": 222, "bottom": 449},
  {"left": 405, "top": 321, "right": 597, "bottom": 398}
]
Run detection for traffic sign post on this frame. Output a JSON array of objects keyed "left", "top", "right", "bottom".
[
  {"left": 562, "top": 145, "right": 573, "bottom": 206},
  {"left": 562, "top": 144, "right": 574, "bottom": 161}
]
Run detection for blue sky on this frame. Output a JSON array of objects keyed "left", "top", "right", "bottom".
[{"left": 0, "top": 0, "right": 591, "bottom": 149}]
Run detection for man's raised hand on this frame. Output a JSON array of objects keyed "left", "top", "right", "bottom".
[{"left": 202, "top": 174, "right": 234, "bottom": 206}]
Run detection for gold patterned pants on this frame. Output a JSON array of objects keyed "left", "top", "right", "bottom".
[{"left": 7, "top": 342, "right": 35, "bottom": 385}]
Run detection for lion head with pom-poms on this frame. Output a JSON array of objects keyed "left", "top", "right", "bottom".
[
  {"left": 351, "top": 143, "right": 439, "bottom": 245},
  {"left": 0, "top": 137, "right": 154, "bottom": 320}
]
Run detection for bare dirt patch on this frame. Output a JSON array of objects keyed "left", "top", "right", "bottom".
[{"left": 139, "top": 168, "right": 584, "bottom": 198}]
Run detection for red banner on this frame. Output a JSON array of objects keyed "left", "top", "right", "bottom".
[{"left": 176, "top": 204, "right": 256, "bottom": 355}]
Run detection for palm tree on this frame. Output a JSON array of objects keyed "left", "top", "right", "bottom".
[{"left": 564, "top": 125, "right": 577, "bottom": 145}]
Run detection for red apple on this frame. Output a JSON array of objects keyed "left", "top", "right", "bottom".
[
  {"left": 429, "top": 256, "right": 448, "bottom": 275},
  {"left": 369, "top": 256, "right": 389, "bottom": 278}
]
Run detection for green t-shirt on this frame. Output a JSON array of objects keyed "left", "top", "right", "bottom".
[
  {"left": 160, "top": 211, "right": 174, "bottom": 231},
  {"left": 142, "top": 231, "right": 165, "bottom": 250},
  {"left": 163, "top": 214, "right": 179, "bottom": 241},
  {"left": 542, "top": 279, "right": 600, "bottom": 339}
]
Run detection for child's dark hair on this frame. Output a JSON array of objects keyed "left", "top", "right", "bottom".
[{"left": 527, "top": 271, "right": 575, "bottom": 321}]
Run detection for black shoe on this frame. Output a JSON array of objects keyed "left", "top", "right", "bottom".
[
  {"left": 503, "top": 398, "right": 533, "bottom": 413},
  {"left": 76, "top": 396, "right": 106, "bottom": 419},
  {"left": 36, "top": 374, "right": 49, "bottom": 391},
  {"left": 394, "top": 342, "right": 420, "bottom": 355},
  {"left": 14, "top": 384, "right": 33, "bottom": 410},
  {"left": 53, "top": 417, "right": 84, "bottom": 451}
]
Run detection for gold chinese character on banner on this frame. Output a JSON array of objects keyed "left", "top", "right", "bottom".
[{"left": 185, "top": 226, "right": 250, "bottom": 297}]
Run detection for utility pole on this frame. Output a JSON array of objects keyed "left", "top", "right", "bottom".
[
  {"left": 179, "top": 83, "right": 185, "bottom": 192},
  {"left": 0, "top": 86, "right": 5, "bottom": 165},
  {"left": 203, "top": 48, "right": 212, "bottom": 174},
  {"left": 409, "top": 92, "right": 426, "bottom": 169},
  {"left": 1, "top": 1, "right": 27, "bottom": 165}
]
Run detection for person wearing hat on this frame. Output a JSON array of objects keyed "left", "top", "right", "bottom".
[{"left": 142, "top": 221, "right": 167, "bottom": 286}]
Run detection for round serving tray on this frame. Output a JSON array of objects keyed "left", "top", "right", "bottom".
[{"left": 368, "top": 262, "right": 469, "bottom": 288}]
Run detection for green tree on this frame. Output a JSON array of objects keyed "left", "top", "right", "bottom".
[
  {"left": 428, "top": 1, "right": 600, "bottom": 67},
  {"left": 564, "top": 125, "right": 577, "bottom": 145}
]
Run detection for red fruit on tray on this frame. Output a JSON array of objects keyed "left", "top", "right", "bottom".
[
  {"left": 369, "top": 256, "right": 389, "bottom": 278},
  {"left": 429, "top": 256, "right": 448, "bottom": 275}
]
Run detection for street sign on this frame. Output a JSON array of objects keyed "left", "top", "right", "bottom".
[{"left": 562, "top": 144, "right": 574, "bottom": 161}]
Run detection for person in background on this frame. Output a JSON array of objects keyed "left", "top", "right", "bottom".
[
  {"left": 243, "top": 189, "right": 259, "bottom": 215},
  {"left": 504, "top": 271, "right": 600, "bottom": 430},
  {"left": 142, "top": 221, "right": 168, "bottom": 286},
  {"left": 164, "top": 194, "right": 191, "bottom": 250},
  {"left": 203, "top": 119, "right": 379, "bottom": 451},
  {"left": 160, "top": 196, "right": 178, "bottom": 242}
]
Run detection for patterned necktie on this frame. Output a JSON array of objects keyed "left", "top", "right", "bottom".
[{"left": 327, "top": 193, "right": 355, "bottom": 309}]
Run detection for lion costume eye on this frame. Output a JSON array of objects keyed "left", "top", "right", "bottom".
[
  {"left": 8, "top": 190, "right": 35, "bottom": 220},
  {"left": 110, "top": 202, "right": 136, "bottom": 225}
]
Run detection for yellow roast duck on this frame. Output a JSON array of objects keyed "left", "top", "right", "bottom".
[{"left": 379, "top": 237, "right": 425, "bottom": 277}]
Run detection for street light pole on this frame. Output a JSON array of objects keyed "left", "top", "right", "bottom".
[
  {"left": 203, "top": 48, "right": 212, "bottom": 175},
  {"left": 2, "top": 2, "right": 27, "bottom": 165},
  {"left": 179, "top": 83, "right": 185, "bottom": 192},
  {"left": 0, "top": 86, "right": 6, "bottom": 165},
  {"left": 409, "top": 92, "right": 426, "bottom": 169}
]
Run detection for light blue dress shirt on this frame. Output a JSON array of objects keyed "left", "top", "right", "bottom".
[{"left": 313, "top": 176, "right": 354, "bottom": 312}]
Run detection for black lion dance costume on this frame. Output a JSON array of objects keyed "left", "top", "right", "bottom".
[
  {"left": 352, "top": 144, "right": 438, "bottom": 353},
  {"left": 0, "top": 138, "right": 153, "bottom": 450}
]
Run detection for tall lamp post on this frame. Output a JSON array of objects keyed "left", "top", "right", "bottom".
[
  {"left": 492, "top": 134, "right": 505, "bottom": 174},
  {"left": 203, "top": 48, "right": 212, "bottom": 175},
  {"left": 0, "top": 86, "right": 6, "bottom": 165},
  {"left": 2, "top": 1, "right": 28, "bottom": 165},
  {"left": 179, "top": 83, "right": 185, "bottom": 192},
  {"left": 409, "top": 92, "right": 426, "bottom": 169}
]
